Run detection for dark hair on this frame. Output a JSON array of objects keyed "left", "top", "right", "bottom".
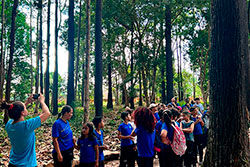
[
  {"left": 81, "top": 123, "right": 96, "bottom": 141},
  {"left": 163, "top": 110, "right": 173, "bottom": 127},
  {"left": 185, "top": 98, "right": 190, "bottom": 103},
  {"left": 158, "top": 109, "right": 164, "bottom": 119},
  {"left": 172, "top": 108, "right": 180, "bottom": 118},
  {"left": 57, "top": 105, "right": 72, "bottom": 119},
  {"left": 121, "top": 112, "right": 129, "bottom": 121},
  {"left": 92, "top": 116, "right": 102, "bottom": 129},
  {"left": 125, "top": 108, "right": 133, "bottom": 115},
  {"left": 194, "top": 98, "right": 200, "bottom": 101},
  {"left": 182, "top": 111, "right": 191, "bottom": 117},
  {"left": 133, "top": 107, "right": 156, "bottom": 133},
  {"left": 1, "top": 101, "right": 24, "bottom": 121},
  {"left": 190, "top": 106, "right": 197, "bottom": 113}
]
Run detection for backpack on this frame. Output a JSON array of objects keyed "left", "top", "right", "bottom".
[{"left": 170, "top": 123, "right": 187, "bottom": 156}]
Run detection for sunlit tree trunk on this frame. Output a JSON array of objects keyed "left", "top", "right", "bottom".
[
  {"left": 39, "top": 0, "right": 43, "bottom": 94},
  {"left": 0, "top": 0, "right": 5, "bottom": 101}
]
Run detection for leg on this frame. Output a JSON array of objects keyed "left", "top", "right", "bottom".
[
  {"left": 120, "top": 146, "right": 127, "bottom": 167},
  {"left": 127, "top": 145, "right": 136, "bottom": 167}
]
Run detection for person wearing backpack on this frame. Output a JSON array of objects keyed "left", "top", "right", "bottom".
[
  {"left": 160, "top": 110, "right": 176, "bottom": 167},
  {"left": 180, "top": 111, "right": 195, "bottom": 167}
]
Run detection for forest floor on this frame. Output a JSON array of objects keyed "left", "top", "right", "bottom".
[{"left": 0, "top": 104, "right": 126, "bottom": 167}]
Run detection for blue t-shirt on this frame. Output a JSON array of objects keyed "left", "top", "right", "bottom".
[
  {"left": 52, "top": 119, "right": 74, "bottom": 153},
  {"left": 191, "top": 117, "right": 203, "bottom": 135},
  {"left": 154, "top": 112, "right": 160, "bottom": 121},
  {"left": 94, "top": 130, "right": 104, "bottom": 161},
  {"left": 161, "top": 122, "right": 174, "bottom": 148},
  {"left": 117, "top": 123, "right": 133, "bottom": 147},
  {"left": 5, "top": 116, "right": 41, "bottom": 167},
  {"left": 135, "top": 126, "right": 155, "bottom": 157},
  {"left": 155, "top": 120, "right": 163, "bottom": 133},
  {"left": 78, "top": 138, "right": 98, "bottom": 163}
]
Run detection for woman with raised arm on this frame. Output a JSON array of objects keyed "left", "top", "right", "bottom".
[{"left": 1, "top": 94, "right": 50, "bottom": 167}]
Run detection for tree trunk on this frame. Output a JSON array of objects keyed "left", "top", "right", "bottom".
[
  {"left": 129, "top": 31, "right": 135, "bottom": 109},
  {"left": 0, "top": 0, "right": 5, "bottom": 101},
  {"left": 75, "top": 0, "right": 82, "bottom": 100},
  {"left": 165, "top": 4, "right": 173, "bottom": 103},
  {"left": 94, "top": 0, "right": 103, "bottom": 117},
  {"left": 5, "top": 0, "right": 19, "bottom": 124},
  {"left": 139, "top": 70, "right": 143, "bottom": 106},
  {"left": 83, "top": 0, "right": 90, "bottom": 123},
  {"left": 45, "top": 0, "right": 51, "bottom": 107},
  {"left": 107, "top": 57, "right": 113, "bottom": 109},
  {"left": 52, "top": 0, "right": 59, "bottom": 115},
  {"left": 176, "top": 34, "right": 180, "bottom": 101},
  {"left": 192, "top": 67, "right": 195, "bottom": 99},
  {"left": 67, "top": 0, "right": 75, "bottom": 107},
  {"left": 179, "top": 37, "right": 183, "bottom": 101},
  {"left": 115, "top": 75, "right": 119, "bottom": 106},
  {"left": 29, "top": 0, "right": 33, "bottom": 95},
  {"left": 161, "top": 68, "right": 166, "bottom": 103},
  {"left": 204, "top": 0, "right": 250, "bottom": 166},
  {"left": 39, "top": 0, "right": 43, "bottom": 94}
]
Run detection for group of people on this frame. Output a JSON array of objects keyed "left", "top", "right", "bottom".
[
  {"left": 117, "top": 97, "right": 210, "bottom": 167},
  {"left": 1, "top": 94, "right": 209, "bottom": 167}
]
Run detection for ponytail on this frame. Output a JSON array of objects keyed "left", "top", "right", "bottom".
[
  {"left": 57, "top": 105, "right": 72, "bottom": 120},
  {"left": 0, "top": 101, "right": 24, "bottom": 121}
]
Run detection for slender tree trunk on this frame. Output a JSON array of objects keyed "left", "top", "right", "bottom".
[
  {"left": 121, "top": 87, "right": 125, "bottom": 105},
  {"left": 165, "top": 4, "right": 173, "bottom": 103},
  {"left": 179, "top": 36, "right": 183, "bottom": 100},
  {"left": 45, "top": 0, "right": 51, "bottom": 107},
  {"left": 39, "top": 0, "right": 43, "bottom": 94},
  {"left": 52, "top": 0, "right": 59, "bottom": 115},
  {"left": 139, "top": 70, "right": 143, "bottom": 106},
  {"left": 67, "top": 0, "right": 75, "bottom": 107},
  {"left": 115, "top": 75, "right": 119, "bottom": 106},
  {"left": 5, "top": 0, "right": 19, "bottom": 124},
  {"left": 161, "top": 68, "right": 166, "bottom": 103},
  {"left": 129, "top": 30, "right": 135, "bottom": 109},
  {"left": 95, "top": 0, "right": 103, "bottom": 117},
  {"left": 29, "top": 0, "right": 33, "bottom": 94},
  {"left": 83, "top": 0, "right": 90, "bottom": 123},
  {"left": 107, "top": 56, "right": 113, "bottom": 109},
  {"left": 204, "top": 0, "right": 250, "bottom": 166},
  {"left": 176, "top": 34, "right": 180, "bottom": 101},
  {"left": 75, "top": 0, "right": 82, "bottom": 100},
  {"left": 0, "top": 0, "right": 5, "bottom": 101},
  {"left": 35, "top": 12, "right": 39, "bottom": 95},
  {"left": 192, "top": 67, "right": 195, "bottom": 98}
]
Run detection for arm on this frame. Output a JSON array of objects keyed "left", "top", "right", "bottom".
[
  {"left": 74, "top": 138, "right": 80, "bottom": 150},
  {"left": 118, "top": 131, "right": 134, "bottom": 140},
  {"left": 161, "top": 129, "right": 170, "bottom": 145},
  {"left": 182, "top": 123, "right": 194, "bottom": 133},
  {"left": 94, "top": 145, "right": 99, "bottom": 167},
  {"left": 52, "top": 137, "right": 63, "bottom": 162},
  {"left": 38, "top": 94, "right": 50, "bottom": 123}
]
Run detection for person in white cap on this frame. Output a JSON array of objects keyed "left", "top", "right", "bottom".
[{"left": 149, "top": 103, "right": 160, "bottom": 121}]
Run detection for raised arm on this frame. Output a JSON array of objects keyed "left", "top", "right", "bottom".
[{"left": 38, "top": 94, "right": 50, "bottom": 123}]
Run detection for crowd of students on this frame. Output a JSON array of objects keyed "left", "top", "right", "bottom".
[{"left": 1, "top": 93, "right": 209, "bottom": 167}]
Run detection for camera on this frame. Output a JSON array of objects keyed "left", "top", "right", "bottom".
[{"left": 33, "top": 94, "right": 40, "bottom": 99}]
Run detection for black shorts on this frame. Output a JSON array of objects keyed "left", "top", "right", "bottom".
[{"left": 53, "top": 147, "right": 74, "bottom": 167}]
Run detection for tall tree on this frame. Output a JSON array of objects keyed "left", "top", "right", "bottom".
[
  {"left": 165, "top": 3, "right": 174, "bottom": 103},
  {"left": 95, "top": 0, "right": 103, "bottom": 117},
  {"left": 107, "top": 55, "right": 113, "bottom": 109},
  {"left": 75, "top": 0, "right": 82, "bottom": 100},
  {"left": 0, "top": 0, "right": 5, "bottom": 101},
  {"left": 83, "top": 0, "right": 91, "bottom": 123},
  {"left": 52, "top": 0, "right": 59, "bottom": 115},
  {"left": 4, "top": 0, "right": 19, "bottom": 124},
  {"left": 67, "top": 0, "right": 75, "bottom": 107},
  {"left": 204, "top": 0, "right": 250, "bottom": 166},
  {"left": 35, "top": 5, "right": 39, "bottom": 96},
  {"left": 45, "top": 0, "right": 51, "bottom": 107},
  {"left": 29, "top": 0, "right": 33, "bottom": 94},
  {"left": 5, "top": 0, "right": 19, "bottom": 102},
  {"left": 38, "top": 0, "right": 43, "bottom": 94}
]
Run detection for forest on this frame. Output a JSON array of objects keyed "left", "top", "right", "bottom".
[{"left": 0, "top": 0, "right": 249, "bottom": 167}]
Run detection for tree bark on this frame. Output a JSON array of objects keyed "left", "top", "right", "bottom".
[
  {"left": 115, "top": 75, "right": 119, "bottom": 106},
  {"left": 29, "top": 0, "right": 33, "bottom": 95},
  {"left": 4, "top": 0, "right": 19, "bottom": 124},
  {"left": 139, "top": 70, "right": 142, "bottom": 106},
  {"left": 0, "top": 0, "right": 5, "bottom": 101},
  {"left": 67, "top": 0, "right": 75, "bottom": 107},
  {"left": 39, "top": 0, "right": 43, "bottom": 94},
  {"left": 75, "top": 0, "right": 82, "bottom": 100},
  {"left": 129, "top": 30, "right": 135, "bottom": 109},
  {"left": 204, "top": 0, "right": 250, "bottom": 166},
  {"left": 45, "top": 0, "right": 51, "bottom": 107},
  {"left": 95, "top": 0, "right": 103, "bottom": 117},
  {"left": 107, "top": 57, "right": 113, "bottom": 109},
  {"left": 84, "top": 0, "right": 90, "bottom": 123},
  {"left": 165, "top": 4, "right": 173, "bottom": 103},
  {"left": 52, "top": 0, "right": 59, "bottom": 115}
]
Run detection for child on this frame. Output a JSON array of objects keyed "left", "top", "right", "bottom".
[
  {"left": 190, "top": 106, "right": 204, "bottom": 165},
  {"left": 118, "top": 112, "right": 135, "bottom": 167},
  {"left": 180, "top": 111, "right": 195, "bottom": 167},
  {"left": 75, "top": 123, "right": 99, "bottom": 167},
  {"left": 93, "top": 117, "right": 108, "bottom": 167},
  {"left": 130, "top": 107, "right": 156, "bottom": 167}
]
